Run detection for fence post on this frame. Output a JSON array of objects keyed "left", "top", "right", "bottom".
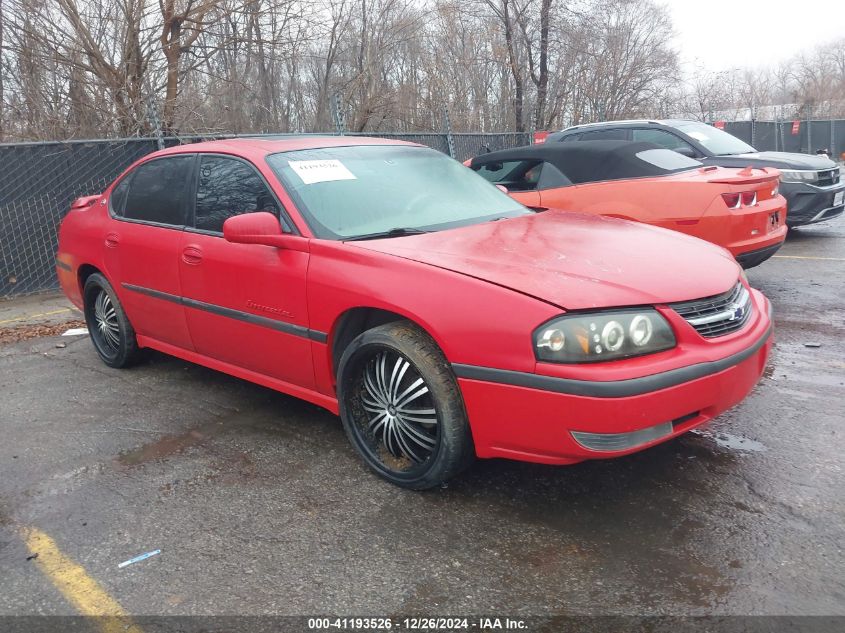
[
  {"left": 807, "top": 104, "right": 812, "bottom": 153},
  {"left": 146, "top": 96, "right": 165, "bottom": 151},
  {"left": 750, "top": 100, "right": 756, "bottom": 148},
  {"left": 442, "top": 105, "right": 456, "bottom": 159},
  {"left": 830, "top": 106, "right": 835, "bottom": 156},
  {"left": 331, "top": 93, "right": 346, "bottom": 136}
]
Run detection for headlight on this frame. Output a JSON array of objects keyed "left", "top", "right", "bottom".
[
  {"left": 779, "top": 169, "right": 818, "bottom": 184},
  {"left": 533, "top": 309, "right": 676, "bottom": 363}
]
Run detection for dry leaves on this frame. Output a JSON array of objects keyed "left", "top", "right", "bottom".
[{"left": 0, "top": 320, "right": 87, "bottom": 346}]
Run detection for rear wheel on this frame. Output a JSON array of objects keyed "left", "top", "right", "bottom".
[
  {"left": 83, "top": 273, "right": 139, "bottom": 368},
  {"left": 337, "top": 321, "right": 474, "bottom": 489}
]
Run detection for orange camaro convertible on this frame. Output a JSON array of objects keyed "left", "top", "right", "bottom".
[{"left": 468, "top": 140, "right": 788, "bottom": 268}]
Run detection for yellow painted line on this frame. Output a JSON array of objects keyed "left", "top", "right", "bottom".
[
  {"left": 23, "top": 527, "right": 143, "bottom": 633},
  {"left": 0, "top": 308, "right": 73, "bottom": 326},
  {"left": 772, "top": 255, "right": 845, "bottom": 261}
]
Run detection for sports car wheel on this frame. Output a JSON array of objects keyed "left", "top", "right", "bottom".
[
  {"left": 83, "top": 273, "right": 139, "bottom": 368},
  {"left": 337, "top": 321, "right": 474, "bottom": 489}
]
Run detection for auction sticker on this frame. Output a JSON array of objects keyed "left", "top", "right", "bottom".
[{"left": 289, "top": 159, "right": 356, "bottom": 184}]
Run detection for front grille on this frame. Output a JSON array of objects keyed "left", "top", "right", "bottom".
[
  {"left": 670, "top": 282, "right": 753, "bottom": 338},
  {"left": 817, "top": 168, "right": 840, "bottom": 187}
]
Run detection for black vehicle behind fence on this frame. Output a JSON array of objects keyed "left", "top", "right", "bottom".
[{"left": 547, "top": 120, "right": 844, "bottom": 228}]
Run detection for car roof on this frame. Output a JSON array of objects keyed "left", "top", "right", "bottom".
[
  {"left": 470, "top": 139, "right": 697, "bottom": 183},
  {"left": 150, "top": 135, "right": 422, "bottom": 160},
  {"left": 557, "top": 119, "right": 697, "bottom": 134}
]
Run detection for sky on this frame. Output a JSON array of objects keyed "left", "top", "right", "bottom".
[{"left": 664, "top": 0, "right": 845, "bottom": 75}]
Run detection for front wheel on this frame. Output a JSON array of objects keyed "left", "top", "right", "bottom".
[
  {"left": 337, "top": 321, "right": 475, "bottom": 489},
  {"left": 83, "top": 273, "right": 139, "bottom": 368}
]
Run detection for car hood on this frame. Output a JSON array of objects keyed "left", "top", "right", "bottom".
[
  {"left": 707, "top": 151, "right": 837, "bottom": 170},
  {"left": 350, "top": 212, "right": 740, "bottom": 310}
]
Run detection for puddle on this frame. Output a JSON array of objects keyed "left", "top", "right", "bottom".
[
  {"left": 116, "top": 419, "right": 228, "bottom": 466},
  {"left": 691, "top": 429, "right": 768, "bottom": 453}
]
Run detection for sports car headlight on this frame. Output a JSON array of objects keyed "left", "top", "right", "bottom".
[
  {"left": 779, "top": 170, "right": 818, "bottom": 184},
  {"left": 534, "top": 309, "right": 676, "bottom": 363}
]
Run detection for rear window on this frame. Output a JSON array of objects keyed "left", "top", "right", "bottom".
[{"left": 123, "top": 156, "right": 194, "bottom": 226}]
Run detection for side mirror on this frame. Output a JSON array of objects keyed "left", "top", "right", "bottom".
[
  {"left": 223, "top": 212, "right": 309, "bottom": 252},
  {"left": 675, "top": 146, "right": 698, "bottom": 159}
]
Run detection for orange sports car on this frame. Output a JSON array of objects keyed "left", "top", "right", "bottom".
[{"left": 467, "top": 140, "right": 788, "bottom": 268}]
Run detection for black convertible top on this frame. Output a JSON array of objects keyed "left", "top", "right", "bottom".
[{"left": 469, "top": 140, "right": 702, "bottom": 184}]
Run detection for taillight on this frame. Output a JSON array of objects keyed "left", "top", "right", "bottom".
[
  {"left": 771, "top": 185, "right": 779, "bottom": 197},
  {"left": 722, "top": 193, "right": 741, "bottom": 209},
  {"left": 722, "top": 191, "right": 758, "bottom": 209}
]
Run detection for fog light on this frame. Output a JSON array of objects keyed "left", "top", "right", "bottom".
[{"left": 571, "top": 422, "right": 673, "bottom": 452}]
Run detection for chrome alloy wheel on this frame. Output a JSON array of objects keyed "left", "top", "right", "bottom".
[
  {"left": 93, "top": 289, "right": 120, "bottom": 353},
  {"left": 358, "top": 350, "right": 440, "bottom": 468}
]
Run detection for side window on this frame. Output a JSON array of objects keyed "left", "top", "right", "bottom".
[
  {"left": 536, "top": 162, "right": 572, "bottom": 190},
  {"left": 632, "top": 128, "right": 695, "bottom": 153},
  {"left": 559, "top": 133, "right": 581, "bottom": 142},
  {"left": 473, "top": 159, "right": 542, "bottom": 192},
  {"left": 580, "top": 128, "right": 629, "bottom": 141},
  {"left": 123, "top": 156, "right": 194, "bottom": 225},
  {"left": 109, "top": 175, "right": 131, "bottom": 217},
  {"left": 194, "top": 156, "right": 279, "bottom": 233}
]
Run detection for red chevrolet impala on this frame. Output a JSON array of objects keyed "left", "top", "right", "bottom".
[{"left": 56, "top": 137, "right": 773, "bottom": 488}]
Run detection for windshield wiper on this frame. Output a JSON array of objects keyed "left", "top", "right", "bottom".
[{"left": 345, "top": 227, "right": 430, "bottom": 241}]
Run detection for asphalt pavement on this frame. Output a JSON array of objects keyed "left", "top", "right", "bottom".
[{"left": 0, "top": 221, "right": 843, "bottom": 622}]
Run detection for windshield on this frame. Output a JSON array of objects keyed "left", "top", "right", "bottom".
[
  {"left": 267, "top": 145, "right": 528, "bottom": 240},
  {"left": 671, "top": 121, "right": 756, "bottom": 156}
]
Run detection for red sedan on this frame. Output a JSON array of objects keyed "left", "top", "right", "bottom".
[
  {"left": 467, "top": 140, "right": 788, "bottom": 268},
  {"left": 56, "top": 137, "right": 773, "bottom": 488}
]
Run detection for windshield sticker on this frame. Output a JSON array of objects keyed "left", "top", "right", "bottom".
[
  {"left": 289, "top": 159, "right": 356, "bottom": 184},
  {"left": 686, "top": 131, "right": 710, "bottom": 142}
]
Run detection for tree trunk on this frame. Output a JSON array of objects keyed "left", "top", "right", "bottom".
[{"left": 534, "top": 0, "right": 551, "bottom": 129}]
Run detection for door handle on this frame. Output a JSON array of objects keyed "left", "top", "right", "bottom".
[
  {"left": 105, "top": 232, "right": 120, "bottom": 248},
  {"left": 182, "top": 245, "right": 203, "bottom": 265}
]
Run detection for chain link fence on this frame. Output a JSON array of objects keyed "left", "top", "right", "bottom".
[
  {"left": 0, "top": 132, "right": 530, "bottom": 298},
  {"left": 723, "top": 120, "right": 845, "bottom": 158}
]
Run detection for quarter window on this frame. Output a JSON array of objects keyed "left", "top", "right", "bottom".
[
  {"left": 473, "top": 159, "right": 542, "bottom": 191},
  {"left": 123, "top": 156, "right": 194, "bottom": 225},
  {"left": 194, "top": 156, "right": 279, "bottom": 233},
  {"left": 536, "top": 162, "right": 572, "bottom": 189}
]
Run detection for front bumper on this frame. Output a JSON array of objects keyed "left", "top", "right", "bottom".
[
  {"left": 456, "top": 294, "right": 773, "bottom": 465},
  {"left": 781, "top": 181, "right": 845, "bottom": 226}
]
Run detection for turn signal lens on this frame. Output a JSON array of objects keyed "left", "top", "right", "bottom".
[
  {"left": 722, "top": 193, "right": 741, "bottom": 209},
  {"left": 534, "top": 310, "right": 675, "bottom": 363}
]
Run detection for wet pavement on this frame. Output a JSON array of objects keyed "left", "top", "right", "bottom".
[{"left": 0, "top": 222, "right": 843, "bottom": 618}]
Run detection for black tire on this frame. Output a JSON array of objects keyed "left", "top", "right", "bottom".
[
  {"left": 337, "top": 321, "right": 475, "bottom": 489},
  {"left": 82, "top": 273, "right": 139, "bottom": 368}
]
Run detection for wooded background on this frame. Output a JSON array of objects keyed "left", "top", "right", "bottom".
[{"left": 0, "top": 0, "right": 844, "bottom": 142}]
